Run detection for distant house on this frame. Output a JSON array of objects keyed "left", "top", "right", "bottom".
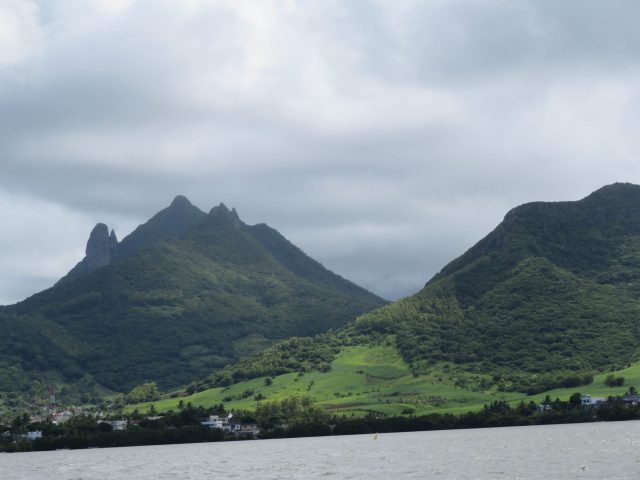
[
  {"left": 581, "top": 394, "right": 605, "bottom": 406},
  {"left": 200, "top": 415, "right": 259, "bottom": 436},
  {"left": 101, "top": 419, "right": 128, "bottom": 431},
  {"left": 238, "top": 424, "right": 260, "bottom": 436},
  {"left": 26, "top": 431, "right": 42, "bottom": 441},
  {"left": 53, "top": 411, "right": 74, "bottom": 424},
  {"left": 228, "top": 422, "right": 242, "bottom": 433},
  {"left": 201, "top": 415, "right": 229, "bottom": 430},
  {"left": 622, "top": 394, "right": 640, "bottom": 405},
  {"left": 536, "top": 404, "right": 552, "bottom": 413},
  {"left": 13, "top": 431, "right": 43, "bottom": 442}
]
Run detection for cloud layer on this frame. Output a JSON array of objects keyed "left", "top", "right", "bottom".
[{"left": 2, "top": 0, "right": 640, "bottom": 304}]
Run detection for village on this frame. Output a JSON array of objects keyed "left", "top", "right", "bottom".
[
  {"left": 2, "top": 408, "right": 261, "bottom": 445},
  {"left": 534, "top": 392, "right": 640, "bottom": 413}
]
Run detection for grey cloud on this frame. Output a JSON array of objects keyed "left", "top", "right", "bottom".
[
  {"left": 336, "top": 0, "right": 640, "bottom": 85},
  {"left": 1, "top": 0, "right": 640, "bottom": 304}
]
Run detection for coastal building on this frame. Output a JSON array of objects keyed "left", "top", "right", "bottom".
[
  {"left": 102, "top": 419, "right": 128, "bottom": 431},
  {"left": 622, "top": 394, "right": 640, "bottom": 405},
  {"left": 580, "top": 394, "right": 605, "bottom": 406},
  {"left": 53, "top": 411, "right": 74, "bottom": 424},
  {"left": 201, "top": 415, "right": 229, "bottom": 429},
  {"left": 238, "top": 424, "right": 260, "bottom": 436},
  {"left": 200, "top": 415, "right": 259, "bottom": 436},
  {"left": 26, "top": 431, "right": 42, "bottom": 440}
]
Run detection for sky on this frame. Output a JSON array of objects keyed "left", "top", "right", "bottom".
[{"left": 1, "top": 0, "right": 640, "bottom": 305}]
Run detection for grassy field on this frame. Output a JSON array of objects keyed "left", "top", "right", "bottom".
[
  {"left": 129, "top": 344, "right": 640, "bottom": 417},
  {"left": 130, "top": 345, "right": 514, "bottom": 415}
]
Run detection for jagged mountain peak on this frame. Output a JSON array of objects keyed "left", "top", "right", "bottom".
[
  {"left": 61, "top": 222, "right": 119, "bottom": 282},
  {"left": 110, "top": 197, "right": 206, "bottom": 263},
  {"left": 209, "top": 202, "right": 242, "bottom": 225},
  {"left": 212, "top": 201, "right": 228, "bottom": 211},
  {"left": 89, "top": 222, "right": 109, "bottom": 236},
  {"left": 210, "top": 202, "right": 232, "bottom": 215},
  {"left": 86, "top": 222, "right": 117, "bottom": 258},
  {"left": 170, "top": 194, "right": 194, "bottom": 208}
]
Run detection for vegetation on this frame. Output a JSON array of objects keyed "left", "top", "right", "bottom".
[
  {"left": 604, "top": 375, "right": 625, "bottom": 387},
  {"left": 125, "top": 382, "right": 161, "bottom": 404}
]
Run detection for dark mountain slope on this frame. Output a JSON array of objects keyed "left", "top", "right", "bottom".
[
  {"left": 1, "top": 198, "right": 384, "bottom": 404},
  {"left": 433, "top": 183, "right": 640, "bottom": 307},
  {"left": 245, "top": 223, "right": 376, "bottom": 301},
  {"left": 361, "top": 183, "right": 640, "bottom": 377}
]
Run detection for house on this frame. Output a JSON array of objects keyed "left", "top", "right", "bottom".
[
  {"left": 201, "top": 415, "right": 229, "bottom": 429},
  {"left": 227, "top": 422, "right": 242, "bottom": 433},
  {"left": 622, "top": 394, "right": 640, "bottom": 405},
  {"left": 101, "top": 419, "right": 128, "bottom": 431},
  {"left": 216, "top": 420, "right": 260, "bottom": 436},
  {"left": 536, "top": 404, "right": 552, "bottom": 413},
  {"left": 581, "top": 394, "right": 605, "bottom": 406},
  {"left": 238, "top": 424, "right": 260, "bottom": 436},
  {"left": 53, "top": 411, "right": 74, "bottom": 424},
  {"left": 26, "top": 431, "right": 42, "bottom": 441}
]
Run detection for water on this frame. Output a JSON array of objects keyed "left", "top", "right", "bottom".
[{"left": 2, "top": 421, "right": 640, "bottom": 479}]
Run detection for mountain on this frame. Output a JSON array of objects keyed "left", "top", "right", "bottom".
[
  {"left": 189, "top": 183, "right": 640, "bottom": 415},
  {"left": 383, "top": 182, "right": 640, "bottom": 380},
  {"left": 0, "top": 197, "right": 384, "bottom": 410}
]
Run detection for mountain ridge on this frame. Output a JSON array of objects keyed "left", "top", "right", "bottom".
[{"left": 0, "top": 197, "right": 384, "bottom": 411}]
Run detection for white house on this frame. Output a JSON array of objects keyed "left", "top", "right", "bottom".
[
  {"left": 53, "top": 411, "right": 74, "bottom": 424},
  {"left": 104, "top": 419, "right": 128, "bottom": 431},
  {"left": 201, "top": 415, "right": 229, "bottom": 429},
  {"left": 238, "top": 424, "right": 260, "bottom": 436},
  {"left": 26, "top": 431, "right": 42, "bottom": 440},
  {"left": 581, "top": 394, "right": 605, "bottom": 406}
]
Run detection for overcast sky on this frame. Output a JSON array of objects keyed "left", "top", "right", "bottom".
[{"left": 1, "top": 0, "right": 640, "bottom": 305}]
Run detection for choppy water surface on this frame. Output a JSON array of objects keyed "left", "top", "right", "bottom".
[{"left": 2, "top": 421, "right": 640, "bottom": 479}]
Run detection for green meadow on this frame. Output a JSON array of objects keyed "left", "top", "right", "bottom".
[{"left": 130, "top": 343, "right": 640, "bottom": 417}]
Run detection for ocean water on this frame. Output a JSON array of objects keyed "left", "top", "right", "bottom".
[{"left": 2, "top": 421, "right": 640, "bottom": 479}]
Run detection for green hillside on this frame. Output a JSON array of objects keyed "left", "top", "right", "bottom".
[
  {"left": 130, "top": 342, "right": 640, "bottom": 417},
  {"left": 0, "top": 197, "right": 384, "bottom": 412},
  {"left": 148, "top": 183, "right": 640, "bottom": 416}
]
